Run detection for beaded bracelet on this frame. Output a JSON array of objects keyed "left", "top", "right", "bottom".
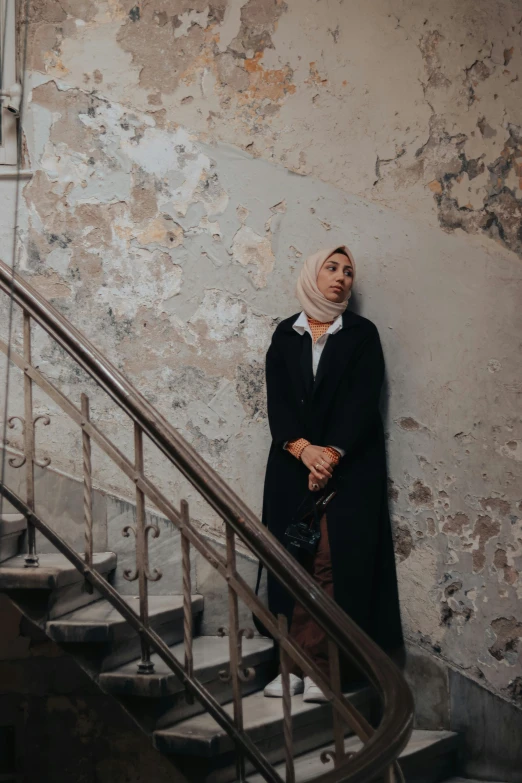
[
  {"left": 286, "top": 438, "right": 310, "bottom": 461},
  {"left": 323, "top": 446, "right": 341, "bottom": 465},
  {"left": 286, "top": 440, "right": 341, "bottom": 466}
]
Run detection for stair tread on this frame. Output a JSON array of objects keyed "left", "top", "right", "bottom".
[
  {"left": 47, "top": 594, "right": 204, "bottom": 642},
  {"left": 246, "top": 729, "right": 460, "bottom": 783},
  {"left": 154, "top": 684, "right": 371, "bottom": 757},
  {"left": 0, "top": 552, "right": 116, "bottom": 589},
  {"left": 100, "top": 634, "right": 274, "bottom": 696},
  {"left": 0, "top": 514, "right": 26, "bottom": 536}
]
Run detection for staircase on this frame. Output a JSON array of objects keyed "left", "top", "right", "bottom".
[
  {"left": 1, "top": 256, "right": 469, "bottom": 782},
  {"left": 0, "top": 513, "right": 461, "bottom": 783}
]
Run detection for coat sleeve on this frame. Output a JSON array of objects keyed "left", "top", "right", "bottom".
[
  {"left": 265, "top": 336, "right": 304, "bottom": 447},
  {"left": 323, "top": 324, "right": 384, "bottom": 456}
]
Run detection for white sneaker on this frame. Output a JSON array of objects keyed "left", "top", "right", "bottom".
[
  {"left": 303, "top": 676, "right": 328, "bottom": 703},
  {"left": 263, "top": 673, "right": 304, "bottom": 698}
]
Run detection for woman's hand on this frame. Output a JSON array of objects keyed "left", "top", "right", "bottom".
[
  {"left": 301, "top": 444, "right": 335, "bottom": 483},
  {"left": 308, "top": 472, "right": 328, "bottom": 491}
]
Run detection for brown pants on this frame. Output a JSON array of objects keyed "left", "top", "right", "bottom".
[{"left": 288, "top": 514, "right": 333, "bottom": 678}]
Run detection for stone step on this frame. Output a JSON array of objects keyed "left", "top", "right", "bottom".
[
  {"left": 0, "top": 552, "right": 117, "bottom": 621},
  {"left": 246, "top": 729, "right": 460, "bottom": 783},
  {"left": 0, "top": 513, "right": 26, "bottom": 535},
  {"left": 0, "top": 552, "right": 116, "bottom": 590},
  {"left": 0, "top": 514, "right": 26, "bottom": 564},
  {"left": 99, "top": 634, "right": 276, "bottom": 730},
  {"left": 47, "top": 594, "right": 204, "bottom": 671},
  {"left": 153, "top": 684, "right": 374, "bottom": 783}
]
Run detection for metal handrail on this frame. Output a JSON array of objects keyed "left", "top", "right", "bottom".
[{"left": 0, "top": 257, "right": 414, "bottom": 781}]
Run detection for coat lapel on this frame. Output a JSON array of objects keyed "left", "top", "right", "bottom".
[{"left": 276, "top": 310, "right": 362, "bottom": 409}]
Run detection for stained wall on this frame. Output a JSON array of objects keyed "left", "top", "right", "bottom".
[{"left": 0, "top": 0, "right": 520, "bottom": 707}]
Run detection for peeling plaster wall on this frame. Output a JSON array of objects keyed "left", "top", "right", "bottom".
[
  {"left": 23, "top": 0, "right": 522, "bottom": 257},
  {"left": 0, "top": 0, "right": 521, "bottom": 709}
]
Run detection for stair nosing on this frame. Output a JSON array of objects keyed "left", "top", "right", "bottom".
[
  {"left": 99, "top": 635, "right": 274, "bottom": 697},
  {"left": 245, "top": 729, "right": 461, "bottom": 783},
  {"left": 154, "top": 685, "right": 373, "bottom": 758},
  {"left": 0, "top": 552, "right": 117, "bottom": 590},
  {"left": 0, "top": 514, "right": 26, "bottom": 536},
  {"left": 46, "top": 594, "right": 204, "bottom": 642}
]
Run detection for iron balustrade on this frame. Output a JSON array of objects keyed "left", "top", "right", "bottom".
[{"left": 0, "top": 256, "right": 414, "bottom": 783}]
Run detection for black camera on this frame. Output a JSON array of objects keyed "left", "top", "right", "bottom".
[{"left": 284, "top": 517, "right": 321, "bottom": 556}]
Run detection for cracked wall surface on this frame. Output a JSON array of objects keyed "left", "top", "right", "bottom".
[
  {"left": 23, "top": 0, "right": 522, "bottom": 256},
  {"left": 0, "top": 0, "right": 520, "bottom": 708}
]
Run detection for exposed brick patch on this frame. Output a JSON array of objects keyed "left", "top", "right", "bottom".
[
  {"left": 489, "top": 616, "right": 522, "bottom": 662},
  {"left": 493, "top": 548, "right": 518, "bottom": 585},
  {"left": 442, "top": 513, "right": 470, "bottom": 536},
  {"left": 472, "top": 515, "right": 501, "bottom": 572},
  {"left": 408, "top": 480, "right": 433, "bottom": 506},
  {"left": 481, "top": 497, "right": 511, "bottom": 516}
]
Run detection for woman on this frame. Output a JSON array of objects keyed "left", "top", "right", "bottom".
[{"left": 261, "top": 245, "right": 403, "bottom": 702}]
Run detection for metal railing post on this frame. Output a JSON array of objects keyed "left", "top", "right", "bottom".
[
  {"left": 278, "top": 614, "right": 295, "bottom": 783},
  {"left": 328, "top": 639, "right": 345, "bottom": 767},
  {"left": 225, "top": 525, "right": 246, "bottom": 782},
  {"left": 181, "top": 499, "right": 194, "bottom": 704},
  {"left": 23, "top": 311, "right": 38, "bottom": 567},
  {"left": 135, "top": 423, "right": 154, "bottom": 674},
  {"left": 81, "top": 393, "right": 93, "bottom": 588}
]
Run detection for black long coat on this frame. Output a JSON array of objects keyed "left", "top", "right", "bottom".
[{"left": 261, "top": 309, "right": 403, "bottom": 653}]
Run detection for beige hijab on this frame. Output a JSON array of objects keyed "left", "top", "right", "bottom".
[{"left": 296, "top": 245, "right": 356, "bottom": 322}]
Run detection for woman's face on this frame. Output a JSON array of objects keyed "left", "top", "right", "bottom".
[{"left": 316, "top": 252, "right": 354, "bottom": 303}]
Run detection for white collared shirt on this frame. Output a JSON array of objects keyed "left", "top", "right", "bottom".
[
  {"left": 285, "top": 311, "right": 345, "bottom": 458},
  {"left": 292, "top": 311, "right": 344, "bottom": 377}
]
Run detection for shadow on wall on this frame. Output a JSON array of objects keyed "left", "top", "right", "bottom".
[
  {"left": 349, "top": 289, "right": 391, "bottom": 435},
  {"left": 0, "top": 594, "right": 187, "bottom": 783}
]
